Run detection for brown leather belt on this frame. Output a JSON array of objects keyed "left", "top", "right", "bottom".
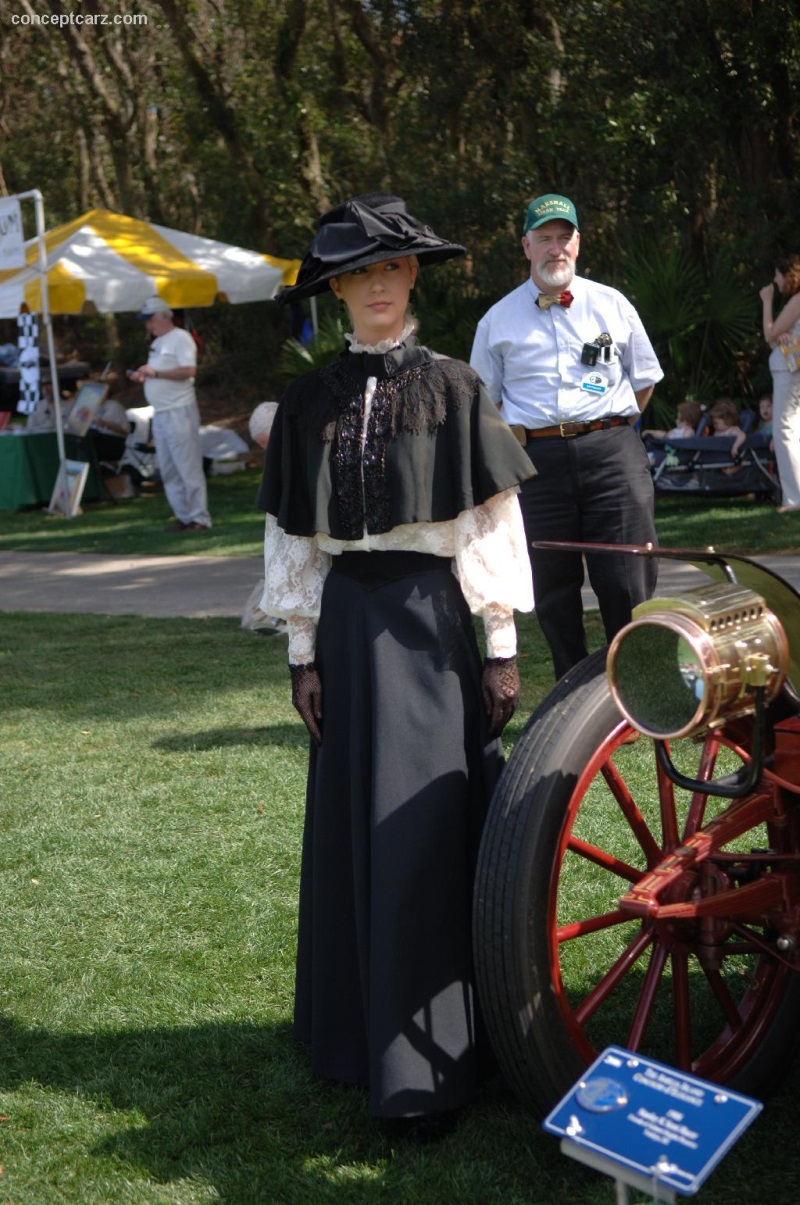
[{"left": 512, "top": 416, "right": 629, "bottom": 443}]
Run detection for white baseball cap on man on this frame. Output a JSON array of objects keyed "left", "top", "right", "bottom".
[{"left": 137, "top": 296, "right": 173, "bottom": 318}]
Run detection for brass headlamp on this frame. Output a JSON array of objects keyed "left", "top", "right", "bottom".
[{"left": 607, "top": 583, "right": 790, "bottom": 739}]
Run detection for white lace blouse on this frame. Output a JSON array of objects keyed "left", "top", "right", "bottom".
[{"left": 261, "top": 334, "right": 534, "bottom": 664}]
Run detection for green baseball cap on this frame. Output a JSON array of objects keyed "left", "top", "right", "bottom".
[{"left": 523, "top": 193, "right": 579, "bottom": 233}]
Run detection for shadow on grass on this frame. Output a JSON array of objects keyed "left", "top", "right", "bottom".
[
  {"left": 152, "top": 723, "right": 308, "bottom": 752},
  {"left": 0, "top": 1016, "right": 553, "bottom": 1200}
]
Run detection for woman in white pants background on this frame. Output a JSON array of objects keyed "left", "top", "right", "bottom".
[{"left": 761, "top": 254, "right": 800, "bottom": 514}]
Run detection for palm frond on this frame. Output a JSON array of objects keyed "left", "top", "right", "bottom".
[{"left": 277, "top": 312, "right": 347, "bottom": 382}]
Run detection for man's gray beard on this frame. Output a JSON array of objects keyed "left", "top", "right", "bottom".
[{"left": 539, "top": 260, "right": 574, "bottom": 289}]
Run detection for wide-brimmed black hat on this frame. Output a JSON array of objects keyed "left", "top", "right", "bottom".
[{"left": 279, "top": 193, "right": 465, "bottom": 304}]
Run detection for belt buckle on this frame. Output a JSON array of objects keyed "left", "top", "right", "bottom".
[{"left": 559, "top": 420, "right": 583, "bottom": 438}]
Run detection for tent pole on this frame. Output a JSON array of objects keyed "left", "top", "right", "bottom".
[{"left": 32, "top": 190, "right": 65, "bottom": 465}]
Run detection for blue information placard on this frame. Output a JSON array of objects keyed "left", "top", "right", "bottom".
[{"left": 543, "top": 1046, "right": 762, "bottom": 1196}]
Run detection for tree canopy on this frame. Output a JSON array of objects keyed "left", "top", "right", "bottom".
[{"left": 3, "top": 0, "right": 799, "bottom": 411}]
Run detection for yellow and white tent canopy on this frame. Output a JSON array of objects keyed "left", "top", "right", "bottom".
[{"left": 0, "top": 208, "right": 300, "bottom": 317}]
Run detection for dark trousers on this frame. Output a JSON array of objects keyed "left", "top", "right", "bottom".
[{"left": 517, "top": 423, "right": 657, "bottom": 680}]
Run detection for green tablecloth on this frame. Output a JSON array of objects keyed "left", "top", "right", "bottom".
[{"left": 0, "top": 432, "right": 101, "bottom": 511}]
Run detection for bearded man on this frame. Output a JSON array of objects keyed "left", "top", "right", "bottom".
[{"left": 470, "top": 193, "right": 663, "bottom": 679}]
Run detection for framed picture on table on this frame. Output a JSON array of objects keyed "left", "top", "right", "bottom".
[
  {"left": 65, "top": 381, "right": 109, "bottom": 437},
  {"left": 47, "top": 459, "right": 90, "bottom": 518}
]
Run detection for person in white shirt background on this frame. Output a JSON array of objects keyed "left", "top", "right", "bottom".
[
  {"left": 470, "top": 193, "right": 663, "bottom": 680},
  {"left": 129, "top": 296, "right": 211, "bottom": 531},
  {"left": 760, "top": 254, "right": 800, "bottom": 514}
]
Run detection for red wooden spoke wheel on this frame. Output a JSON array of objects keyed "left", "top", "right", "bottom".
[{"left": 474, "top": 649, "right": 800, "bottom": 1118}]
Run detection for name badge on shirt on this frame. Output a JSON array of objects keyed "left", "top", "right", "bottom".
[{"left": 581, "top": 370, "right": 608, "bottom": 395}]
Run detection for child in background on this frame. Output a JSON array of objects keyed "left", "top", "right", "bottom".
[
  {"left": 646, "top": 399, "right": 703, "bottom": 440},
  {"left": 644, "top": 399, "right": 703, "bottom": 464},
  {"left": 756, "top": 393, "right": 773, "bottom": 439},
  {"left": 709, "top": 399, "right": 747, "bottom": 455},
  {"left": 667, "top": 399, "right": 703, "bottom": 438},
  {"left": 708, "top": 399, "right": 747, "bottom": 474}
]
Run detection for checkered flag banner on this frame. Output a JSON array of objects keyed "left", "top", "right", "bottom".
[{"left": 17, "top": 311, "right": 40, "bottom": 414}]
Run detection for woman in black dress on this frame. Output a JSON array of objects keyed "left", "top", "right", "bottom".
[{"left": 258, "top": 194, "right": 534, "bottom": 1137}]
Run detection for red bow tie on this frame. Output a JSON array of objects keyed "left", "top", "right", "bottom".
[{"left": 537, "top": 290, "right": 573, "bottom": 310}]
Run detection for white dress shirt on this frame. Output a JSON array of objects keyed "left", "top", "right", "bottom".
[
  {"left": 143, "top": 326, "right": 197, "bottom": 413},
  {"left": 470, "top": 275, "right": 663, "bottom": 427}
]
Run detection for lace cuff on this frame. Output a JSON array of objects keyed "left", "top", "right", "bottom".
[
  {"left": 483, "top": 605, "right": 518, "bottom": 658},
  {"left": 288, "top": 617, "right": 318, "bottom": 665}
]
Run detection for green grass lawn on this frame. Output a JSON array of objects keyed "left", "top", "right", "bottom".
[
  {"left": 2, "top": 471, "right": 800, "bottom": 1201},
  {"left": 2, "top": 469, "right": 800, "bottom": 559},
  {"left": 2, "top": 610, "right": 799, "bottom": 1203},
  {"left": 0, "top": 470, "right": 266, "bottom": 558},
  {"left": 653, "top": 494, "right": 800, "bottom": 557}
]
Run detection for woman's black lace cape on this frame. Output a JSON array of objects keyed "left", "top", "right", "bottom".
[{"left": 257, "top": 342, "right": 533, "bottom": 541}]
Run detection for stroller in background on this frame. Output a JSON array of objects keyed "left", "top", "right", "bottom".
[{"left": 642, "top": 408, "right": 779, "bottom": 499}]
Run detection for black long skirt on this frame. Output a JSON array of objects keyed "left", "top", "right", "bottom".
[{"left": 293, "top": 551, "right": 504, "bottom": 1118}]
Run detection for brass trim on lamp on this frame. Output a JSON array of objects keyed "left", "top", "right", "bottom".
[{"left": 607, "top": 584, "right": 790, "bottom": 739}]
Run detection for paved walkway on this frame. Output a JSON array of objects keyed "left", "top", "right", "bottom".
[
  {"left": 1, "top": 550, "right": 799, "bottom": 619},
  {"left": 0, "top": 552, "right": 264, "bottom": 618}
]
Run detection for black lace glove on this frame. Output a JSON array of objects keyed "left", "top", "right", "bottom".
[
  {"left": 289, "top": 662, "right": 323, "bottom": 745},
  {"left": 481, "top": 655, "right": 520, "bottom": 740}
]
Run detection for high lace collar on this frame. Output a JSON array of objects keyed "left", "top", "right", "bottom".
[{"left": 344, "top": 322, "right": 416, "bottom": 355}]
